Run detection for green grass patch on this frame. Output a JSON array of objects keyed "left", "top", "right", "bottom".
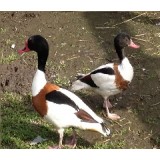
[
  {"left": 0, "top": 28, "right": 7, "bottom": 34},
  {"left": 0, "top": 52, "right": 18, "bottom": 64},
  {"left": 1, "top": 92, "right": 58, "bottom": 149},
  {"left": 54, "top": 75, "right": 70, "bottom": 88}
]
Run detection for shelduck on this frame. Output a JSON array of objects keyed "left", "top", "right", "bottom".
[
  {"left": 18, "top": 35, "right": 110, "bottom": 149},
  {"left": 71, "top": 32, "right": 140, "bottom": 121}
]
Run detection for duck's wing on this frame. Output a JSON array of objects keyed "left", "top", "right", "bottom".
[
  {"left": 45, "top": 87, "right": 103, "bottom": 123},
  {"left": 71, "top": 63, "right": 116, "bottom": 91}
]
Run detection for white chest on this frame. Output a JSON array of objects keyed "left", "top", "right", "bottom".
[{"left": 118, "top": 57, "right": 134, "bottom": 82}]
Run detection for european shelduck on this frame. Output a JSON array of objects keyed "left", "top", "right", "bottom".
[
  {"left": 71, "top": 32, "right": 140, "bottom": 121},
  {"left": 18, "top": 35, "right": 110, "bottom": 149}
]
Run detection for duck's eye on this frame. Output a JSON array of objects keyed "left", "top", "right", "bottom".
[
  {"left": 124, "top": 37, "right": 128, "bottom": 42},
  {"left": 124, "top": 37, "right": 130, "bottom": 45}
]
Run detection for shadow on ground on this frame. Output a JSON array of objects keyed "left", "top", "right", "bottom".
[{"left": 82, "top": 11, "right": 160, "bottom": 148}]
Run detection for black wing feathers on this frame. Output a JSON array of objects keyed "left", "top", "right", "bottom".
[
  {"left": 46, "top": 90, "right": 98, "bottom": 123},
  {"left": 91, "top": 67, "right": 115, "bottom": 75},
  {"left": 80, "top": 67, "right": 115, "bottom": 87},
  {"left": 80, "top": 75, "right": 98, "bottom": 88},
  {"left": 46, "top": 90, "right": 79, "bottom": 111}
]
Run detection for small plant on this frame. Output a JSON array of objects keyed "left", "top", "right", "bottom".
[
  {"left": 0, "top": 52, "right": 18, "bottom": 64},
  {"left": 0, "top": 28, "right": 7, "bottom": 33},
  {"left": 54, "top": 75, "right": 70, "bottom": 87}
]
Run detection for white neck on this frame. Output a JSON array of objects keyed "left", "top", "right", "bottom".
[
  {"left": 32, "top": 69, "right": 47, "bottom": 96},
  {"left": 118, "top": 57, "right": 134, "bottom": 82}
]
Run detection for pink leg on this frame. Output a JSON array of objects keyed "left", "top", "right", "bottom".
[
  {"left": 65, "top": 129, "right": 77, "bottom": 148},
  {"left": 48, "top": 128, "right": 64, "bottom": 149},
  {"left": 103, "top": 98, "right": 113, "bottom": 108},
  {"left": 104, "top": 98, "right": 120, "bottom": 121},
  {"left": 49, "top": 128, "right": 77, "bottom": 149}
]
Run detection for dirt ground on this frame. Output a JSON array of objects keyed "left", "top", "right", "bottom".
[{"left": 0, "top": 11, "right": 160, "bottom": 148}]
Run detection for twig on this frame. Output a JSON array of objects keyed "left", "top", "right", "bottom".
[
  {"left": 86, "top": 55, "right": 93, "bottom": 62},
  {"left": 78, "top": 40, "right": 88, "bottom": 42},
  {"left": 134, "top": 34, "right": 146, "bottom": 37},
  {"left": 144, "top": 135, "right": 151, "bottom": 140},
  {"left": 1, "top": 52, "right": 4, "bottom": 63},
  {"left": 96, "top": 12, "right": 147, "bottom": 30},
  {"left": 119, "top": 118, "right": 126, "bottom": 122},
  {"left": 95, "top": 26, "right": 115, "bottom": 29},
  {"left": 128, "top": 126, "right": 131, "bottom": 131},
  {"left": 145, "top": 48, "right": 153, "bottom": 51},
  {"left": 22, "top": 58, "right": 28, "bottom": 65},
  {"left": 132, "top": 37, "right": 149, "bottom": 42},
  {"left": 94, "top": 57, "right": 104, "bottom": 60},
  {"left": 112, "top": 121, "right": 123, "bottom": 127},
  {"left": 67, "top": 56, "right": 80, "bottom": 61},
  {"left": 140, "top": 94, "right": 151, "bottom": 97},
  {"left": 132, "top": 37, "right": 154, "bottom": 45},
  {"left": 133, "top": 37, "right": 160, "bottom": 49},
  {"left": 105, "top": 12, "right": 147, "bottom": 26},
  {"left": 150, "top": 101, "right": 160, "bottom": 107},
  {"left": 123, "top": 121, "right": 132, "bottom": 126},
  {"left": 103, "top": 139, "right": 110, "bottom": 143}
]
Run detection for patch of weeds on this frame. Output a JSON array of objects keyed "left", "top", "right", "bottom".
[
  {"left": 117, "top": 128, "right": 128, "bottom": 136},
  {"left": 0, "top": 28, "right": 7, "bottom": 34},
  {"left": 19, "top": 35, "right": 27, "bottom": 41},
  {"left": 146, "top": 72, "right": 158, "bottom": 80},
  {"left": 151, "top": 135, "right": 160, "bottom": 148},
  {"left": 46, "top": 60, "right": 54, "bottom": 68},
  {"left": 5, "top": 39, "right": 13, "bottom": 45},
  {"left": 75, "top": 137, "right": 92, "bottom": 149},
  {"left": 0, "top": 52, "right": 18, "bottom": 64},
  {"left": 1, "top": 92, "right": 22, "bottom": 107},
  {"left": 144, "top": 117, "right": 159, "bottom": 125},
  {"left": 92, "top": 140, "right": 125, "bottom": 149},
  {"left": 47, "top": 60, "right": 66, "bottom": 71},
  {"left": 81, "top": 67, "right": 91, "bottom": 73},
  {"left": 54, "top": 75, "right": 70, "bottom": 87}
]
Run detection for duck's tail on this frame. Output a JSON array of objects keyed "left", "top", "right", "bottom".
[{"left": 71, "top": 79, "right": 90, "bottom": 91}]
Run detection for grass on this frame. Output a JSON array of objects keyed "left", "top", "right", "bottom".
[
  {"left": 1, "top": 92, "right": 57, "bottom": 149},
  {"left": 1, "top": 92, "right": 127, "bottom": 149},
  {"left": 0, "top": 28, "right": 7, "bottom": 34},
  {"left": 54, "top": 75, "right": 70, "bottom": 88},
  {"left": 0, "top": 52, "right": 18, "bottom": 64}
]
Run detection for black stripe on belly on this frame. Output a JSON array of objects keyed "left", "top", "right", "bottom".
[{"left": 46, "top": 90, "right": 79, "bottom": 111}]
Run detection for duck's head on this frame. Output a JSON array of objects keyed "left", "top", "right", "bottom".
[
  {"left": 18, "top": 35, "right": 49, "bottom": 54},
  {"left": 114, "top": 32, "right": 140, "bottom": 50},
  {"left": 18, "top": 35, "right": 49, "bottom": 72}
]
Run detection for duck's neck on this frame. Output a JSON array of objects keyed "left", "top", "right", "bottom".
[
  {"left": 32, "top": 69, "right": 47, "bottom": 96},
  {"left": 115, "top": 47, "right": 125, "bottom": 63},
  {"left": 38, "top": 51, "right": 48, "bottom": 72},
  {"left": 32, "top": 51, "right": 48, "bottom": 96}
]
